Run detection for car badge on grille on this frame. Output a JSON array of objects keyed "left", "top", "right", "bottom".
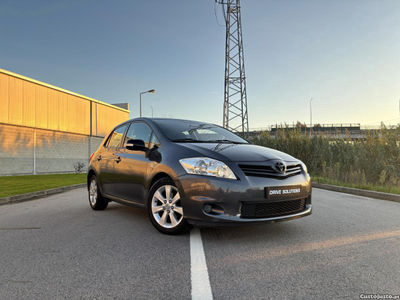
[{"left": 274, "top": 161, "right": 286, "bottom": 174}]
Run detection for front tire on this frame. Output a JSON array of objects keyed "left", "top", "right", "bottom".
[
  {"left": 88, "top": 175, "right": 108, "bottom": 210},
  {"left": 148, "top": 178, "right": 192, "bottom": 235}
]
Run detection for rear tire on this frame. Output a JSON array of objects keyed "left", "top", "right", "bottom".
[
  {"left": 88, "top": 175, "right": 108, "bottom": 210},
  {"left": 148, "top": 178, "right": 192, "bottom": 235}
]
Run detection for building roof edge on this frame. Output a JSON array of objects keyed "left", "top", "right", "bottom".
[{"left": 0, "top": 68, "right": 130, "bottom": 113}]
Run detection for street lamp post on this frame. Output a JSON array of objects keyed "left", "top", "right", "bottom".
[
  {"left": 140, "top": 89, "right": 155, "bottom": 117},
  {"left": 310, "top": 98, "right": 313, "bottom": 136},
  {"left": 150, "top": 105, "right": 153, "bottom": 118}
]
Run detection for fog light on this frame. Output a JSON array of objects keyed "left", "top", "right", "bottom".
[{"left": 204, "top": 204, "right": 212, "bottom": 214}]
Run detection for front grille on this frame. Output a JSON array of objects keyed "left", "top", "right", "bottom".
[
  {"left": 240, "top": 199, "right": 306, "bottom": 218},
  {"left": 238, "top": 164, "right": 302, "bottom": 179}
]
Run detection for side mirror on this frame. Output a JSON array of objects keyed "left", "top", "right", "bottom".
[{"left": 126, "top": 139, "right": 146, "bottom": 151}]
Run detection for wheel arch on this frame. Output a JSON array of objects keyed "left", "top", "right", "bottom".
[
  {"left": 148, "top": 172, "right": 173, "bottom": 191},
  {"left": 87, "top": 169, "right": 97, "bottom": 190}
]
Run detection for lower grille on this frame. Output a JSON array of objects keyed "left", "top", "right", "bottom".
[{"left": 240, "top": 199, "right": 306, "bottom": 218}]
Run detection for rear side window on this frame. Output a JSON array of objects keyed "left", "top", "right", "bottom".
[
  {"left": 107, "top": 124, "right": 128, "bottom": 148},
  {"left": 124, "top": 122, "right": 152, "bottom": 148}
]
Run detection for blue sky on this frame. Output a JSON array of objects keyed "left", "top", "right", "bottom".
[{"left": 1, "top": 0, "right": 400, "bottom": 129}]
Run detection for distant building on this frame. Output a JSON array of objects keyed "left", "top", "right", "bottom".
[{"left": 0, "top": 68, "right": 130, "bottom": 175}]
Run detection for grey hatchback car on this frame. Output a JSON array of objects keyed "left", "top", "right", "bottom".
[{"left": 87, "top": 118, "right": 312, "bottom": 235}]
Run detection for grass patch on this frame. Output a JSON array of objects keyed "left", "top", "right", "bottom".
[
  {"left": 312, "top": 176, "right": 400, "bottom": 195},
  {"left": 0, "top": 173, "right": 86, "bottom": 198}
]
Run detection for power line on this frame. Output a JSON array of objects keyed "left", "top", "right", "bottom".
[
  {"left": 363, "top": 118, "right": 400, "bottom": 125},
  {"left": 222, "top": 2, "right": 227, "bottom": 23},
  {"left": 214, "top": 1, "right": 225, "bottom": 27}
]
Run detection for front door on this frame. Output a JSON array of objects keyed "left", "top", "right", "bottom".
[{"left": 113, "top": 122, "right": 153, "bottom": 203}]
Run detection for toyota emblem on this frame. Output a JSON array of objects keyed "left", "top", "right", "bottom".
[{"left": 274, "top": 161, "right": 286, "bottom": 174}]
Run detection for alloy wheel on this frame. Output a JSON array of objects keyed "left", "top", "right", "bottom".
[
  {"left": 151, "top": 185, "right": 183, "bottom": 228},
  {"left": 89, "top": 179, "right": 98, "bottom": 206}
]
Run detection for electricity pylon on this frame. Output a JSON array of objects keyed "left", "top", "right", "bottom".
[{"left": 216, "top": 0, "right": 249, "bottom": 137}]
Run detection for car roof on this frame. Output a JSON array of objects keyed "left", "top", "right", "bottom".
[{"left": 128, "top": 117, "right": 207, "bottom": 123}]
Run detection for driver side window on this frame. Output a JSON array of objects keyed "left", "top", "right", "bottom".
[{"left": 124, "top": 122, "right": 152, "bottom": 148}]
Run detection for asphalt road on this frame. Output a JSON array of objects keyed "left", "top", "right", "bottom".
[{"left": 0, "top": 188, "right": 399, "bottom": 300}]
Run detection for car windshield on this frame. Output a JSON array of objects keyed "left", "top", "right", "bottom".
[{"left": 153, "top": 119, "right": 249, "bottom": 144}]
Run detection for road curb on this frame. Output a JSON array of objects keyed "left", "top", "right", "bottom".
[
  {"left": 312, "top": 182, "right": 400, "bottom": 203},
  {"left": 0, "top": 183, "right": 86, "bottom": 206}
]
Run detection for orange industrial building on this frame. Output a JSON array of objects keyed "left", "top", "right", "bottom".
[{"left": 0, "top": 68, "right": 130, "bottom": 175}]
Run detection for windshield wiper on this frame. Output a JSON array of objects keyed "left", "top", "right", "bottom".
[
  {"left": 172, "top": 138, "right": 248, "bottom": 144},
  {"left": 171, "top": 138, "right": 207, "bottom": 143},
  {"left": 209, "top": 139, "right": 248, "bottom": 144}
]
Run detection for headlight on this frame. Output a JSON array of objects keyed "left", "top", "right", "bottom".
[
  {"left": 300, "top": 161, "right": 308, "bottom": 174},
  {"left": 179, "top": 157, "right": 237, "bottom": 180},
  {"left": 299, "top": 161, "right": 311, "bottom": 181}
]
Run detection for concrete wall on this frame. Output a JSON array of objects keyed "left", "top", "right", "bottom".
[
  {"left": 0, "top": 123, "right": 104, "bottom": 176},
  {"left": 0, "top": 124, "right": 34, "bottom": 175}
]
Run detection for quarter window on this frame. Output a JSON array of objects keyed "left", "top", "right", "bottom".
[
  {"left": 124, "top": 122, "right": 152, "bottom": 148},
  {"left": 149, "top": 133, "right": 161, "bottom": 149}
]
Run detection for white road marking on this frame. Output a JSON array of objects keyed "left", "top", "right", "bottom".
[{"left": 190, "top": 228, "right": 213, "bottom": 300}]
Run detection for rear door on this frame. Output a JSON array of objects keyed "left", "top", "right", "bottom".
[
  {"left": 113, "top": 122, "right": 153, "bottom": 203},
  {"left": 98, "top": 124, "right": 128, "bottom": 197}
]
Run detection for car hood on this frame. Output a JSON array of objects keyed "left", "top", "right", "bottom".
[{"left": 176, "top": 143, "right": 298, "bottom": 162}]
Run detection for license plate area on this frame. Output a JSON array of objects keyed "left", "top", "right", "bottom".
[{"left": 265, "top": 185, "right": 301, "bottom": 199}]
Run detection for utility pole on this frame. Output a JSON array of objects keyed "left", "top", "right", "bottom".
[{"left": 216, "top": 0, "right": 249, "bottom": 138}]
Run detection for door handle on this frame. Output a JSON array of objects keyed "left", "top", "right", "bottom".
[
  {"left": 97, "top": 155, "right": 102, "bottom": 161},
  {"left": 115, "top": 157, "right": 121, "bottom": 163}
]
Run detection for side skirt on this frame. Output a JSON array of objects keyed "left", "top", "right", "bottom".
[{"left": 105, "top": 194, "right": 146, "bottom": 210}]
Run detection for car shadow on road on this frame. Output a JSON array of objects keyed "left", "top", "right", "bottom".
[
  {"left": 200, "top": 220, "right": 305, "bottom": 241},
  {"left": 102, "top": 202, "right": 149, "bottom": 220}
]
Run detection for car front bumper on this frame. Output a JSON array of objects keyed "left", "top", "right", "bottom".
[{"left": 175, "top": 172, "right": 312, "bottom": 227}]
